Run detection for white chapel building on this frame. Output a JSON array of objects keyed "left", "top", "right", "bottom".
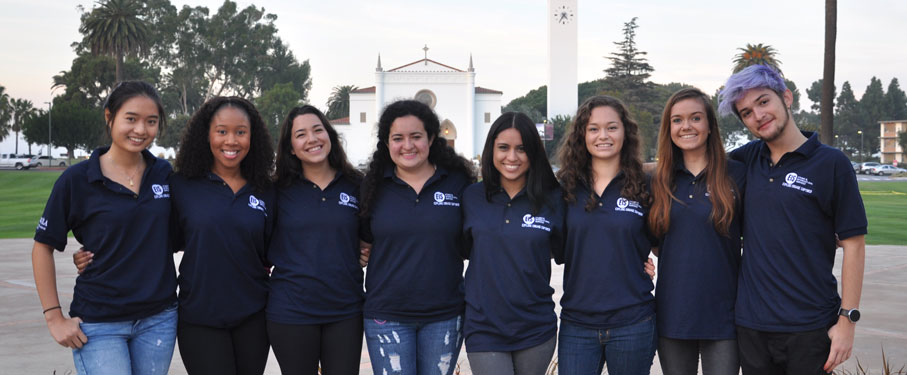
[{"left": 332, "top": 50, "right": 503, "bottom": 166}]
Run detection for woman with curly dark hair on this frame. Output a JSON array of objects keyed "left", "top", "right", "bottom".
[
  {"left": 359, "top": 99, "right": 476, "bottom": 375},
  {"left": 266, "top": 105, "right": 366, "bottom": 375},
  {"left": 461, "top": 112, "right": 564, "bottom": 374},
  {"left": 649, "top": 88, "right": 744, "bottom": 375},
  {"left": 169, "top": 96, "right": 275, "bottom": 375},
  {"left": 555, "top": 95, "right": 658, "bottom": 374}
]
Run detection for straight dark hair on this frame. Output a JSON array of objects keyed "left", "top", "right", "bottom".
[
  {"left": 103, "top": 80, "right": 167, "bottom": 133},
  {"left": 480, "top": 112, "right": 558, "bottom": 214},
  {"left": 274, "top": 105, "right": 362, "bottom": 187}
]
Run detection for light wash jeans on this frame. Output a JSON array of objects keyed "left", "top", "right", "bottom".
[
  {"left": 364, "top": 315, "right": 463, "bottom": 375},
  {"left": 73, "top": 303, "right": 178, "bottom": 375}
]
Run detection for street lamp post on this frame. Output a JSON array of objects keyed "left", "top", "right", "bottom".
[
  {"left": 858, "top": 130, "right": 864, "bottom": 162},
  {"left": 45, "top": 101, "right": 52, "bottom": 162}
]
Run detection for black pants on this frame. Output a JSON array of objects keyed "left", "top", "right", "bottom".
[
  {"left": 737, "top": 326, "right": 832, "bottom": 375},
  {"left": 657, "top": 337, "right": 739, "bottom": 375},
  {"left": 177, "top": 310, "right": 270, "bottom": 375},
  {"left": 267, "top": 315, "right": 364, "bottom": 375}
]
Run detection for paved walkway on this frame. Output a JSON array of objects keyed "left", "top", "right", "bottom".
[{"left": 2, "top": 238, "right": 904, "bottom": 374}]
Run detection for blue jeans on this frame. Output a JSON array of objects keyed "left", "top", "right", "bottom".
[
  {"left": 73, "top": 303, "right": 178, "bottom": 375},
  {"left": 557, "top": 316, "right": 657, "bottom": 375},
  {"left": 364, "top": 315, "right": 464, "bottom": 375}
]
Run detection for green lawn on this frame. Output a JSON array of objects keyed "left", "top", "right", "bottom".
[
  {"left": 858, "top": 181, "right": 907, "bottom": 245},
  {"left": 2, "top": 171, "right": 905, "bottom": 244}
]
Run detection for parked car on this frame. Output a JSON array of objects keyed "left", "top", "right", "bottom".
[
  {"left": 851, "top": 161, "right": 860, "bottom": 172},
  {"left": 859, "top": 162, "right": 880, "bottom": 174},
  {"left": 868, "top": 165, "right": 907, "bottom": 176},
  {"left": 0, "top": 153, "right": 39, "bottom": 170},
  {"left": 35, "top": 155, "right": 70, "bottom": 167}
]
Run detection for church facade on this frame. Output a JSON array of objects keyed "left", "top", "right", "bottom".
[{"left": 332, "top": 52, "right": 502, "bottom": 166}]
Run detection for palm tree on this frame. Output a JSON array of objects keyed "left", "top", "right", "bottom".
[
  {"left": 11, "top": 98, "right": 36, "bottom": 154},
  {"left": 820, "top": 0, "right": 837, "bottom": 145},
  {"left": 325, "top": 85, "right": 358, "bottom": 120},
  {"left": 0, "top": 85, "right": 11, "bottom": 141},
  {"left": 732, "top": 43, "right": 782, "bottom": 74},
  {"left": 80, "top": 0, "right": 150, "bottom": 84}
]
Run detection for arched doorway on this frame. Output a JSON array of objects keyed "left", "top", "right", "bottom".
[{"left": 440, "top": 120, "right": 457, "bottom": 148}]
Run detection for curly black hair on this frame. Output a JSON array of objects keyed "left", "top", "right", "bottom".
[
  {"left": 174, "top": 96, "right": 274, "bottom": 192},
  {"left": 274, "top": 105, "right": 362, "bottom": 187},
  {"left": 359, "top": 100, "right": 477, "bottom": 217},
  {"left": 556, "top": 95, "right": 649, "bottom": 211}
]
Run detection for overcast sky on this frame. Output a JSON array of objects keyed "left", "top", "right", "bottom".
[{"left": 1, "top": 0, "right": 905, "bottom": 152}]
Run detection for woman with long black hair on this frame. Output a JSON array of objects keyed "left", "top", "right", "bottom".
[{"left": 461, "top": 112, "right": 563, "bottom": 375}]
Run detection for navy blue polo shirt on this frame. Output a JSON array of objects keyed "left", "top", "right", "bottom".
[
  {"left": 560, "top": 175, "right": 657, "bottom": 329},
  {"left": 170, "top": 173, "right": 274, "bottom": 328},
  {"left": 267, "top": 173, "right": 365, "bottom": 325},
  {"left": 462, "top": 182, "right": 565, "bottom": 352},
  {"left": 655, "top": 160, "right": 746, "bottom": 340},
  {"left": 361, "top": 167, "right": 470, "bottom": 322},
  {"left": 34, "top": 147, "right": 177, "bottom": 323},
  {"left": 729, "top": 131, "right": 867, "bottom": 332}
]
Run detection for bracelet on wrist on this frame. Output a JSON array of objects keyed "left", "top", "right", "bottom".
[{"left": 43, "top": 306, "right": 61, "bottom": 314}]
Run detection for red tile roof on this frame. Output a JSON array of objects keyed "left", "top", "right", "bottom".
[
  {"left": 475, "top": 86, "right": 502, "bottom": 94},
  {"left": 330, "top": 116, "right": 350, "bottom": 125},
  {"left": 351, "top": 86, "right": 375, "bottom": 93}
]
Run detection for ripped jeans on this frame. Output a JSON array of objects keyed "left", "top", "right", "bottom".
[{"left": 364, "top": 315, "right": 464, "bottom": 375}]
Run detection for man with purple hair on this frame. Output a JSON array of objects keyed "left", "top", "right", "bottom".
[{"left": 718, "top": 65, "right": 866, "bottom": 374}]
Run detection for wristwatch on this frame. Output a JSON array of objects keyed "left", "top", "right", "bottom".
[{"left": 838, "top": 307, "right": 861, "bottom": 323}]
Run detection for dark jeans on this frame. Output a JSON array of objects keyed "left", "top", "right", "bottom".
[
  {"left": 557, "top": 316, "right": 657, "bottom": 375},
  {"left": 177, "top": 310, "right": 269, "bottom": 375},
  {"left": 267, "top": 316, "right": 364, "bottom": 375},
  {"left": 466, "top": 336, "right": 556, "bottom": 375},
  {"left": 657, "top": 337, "right": 739, "bottom": 375},
  {"left": 737, "top": 326, "right": 832, "bottom": 375}
]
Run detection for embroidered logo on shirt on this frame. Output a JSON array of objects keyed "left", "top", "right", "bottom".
[
  {"left": 615, "top": 197, "right": 644, "bottom": 216},
  {"left": 151, "top": 184, "right": 170, "bottom": 199},
  {"left": 781, "top": 172, "right": 814, "bottom": 194},
  {"left": 521, "top": 214, "right": 552, "bottom": 232},
  {"left": 338, "top": 192, "right": 359, "bottom": 209},
  {"left": 248, "top": 195, "right": 267, "bottom": 216},
  {"left": 36, "top": 217, "right": 48, "bottom": 231},
  {"left": 433, "top": 191, "right": 460, "bottom": 207}
]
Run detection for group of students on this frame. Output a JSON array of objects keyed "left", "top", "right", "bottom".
[{"left": 31, "top": 64, "right": 865, "bottom": 375}]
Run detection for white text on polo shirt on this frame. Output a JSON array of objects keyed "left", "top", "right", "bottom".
[
  {"left": 521, "top": 214, "right": 552, "bottom": 232},
  {"left": 36, "top": 217, "right": 48, "bottom": 231},
  {"left": 338, "top": 192, "right": 359, "bottom": 209},
  {"left": 781, "top": 172, "right": 814, "bottom": 194},
  {"left": 433, "top": 191, "right": 460, "bottom": 207},
  {"left": 151, "top": 184, "right": 170, "bottom": 199},
  {"left": 615, "top": 197, "right": 644, "bottom": 216},
  {"left": 248, "top": 195, "right": 268, "bottom": 216}
]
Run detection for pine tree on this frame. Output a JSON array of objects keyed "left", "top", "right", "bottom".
[{"left": 604, "top": 17, "right": 653, "bottom": 88}]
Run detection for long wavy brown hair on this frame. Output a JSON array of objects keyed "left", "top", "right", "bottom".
[
  {"left": 649, "top": 88, "right": 737, "bottom": 237},
  {"left": 556, "top": 95, "right": 649, "bottom": 211}
]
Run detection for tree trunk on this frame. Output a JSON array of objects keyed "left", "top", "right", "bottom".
[
  {"left": 14, "top": 130, "right": 18, "bottom": 154},
  {"left": 820, "top": 0, "right": 837, "bottom": 145},
  {"left": 115, "top": 52, "right": 125, "bottom": 84}
]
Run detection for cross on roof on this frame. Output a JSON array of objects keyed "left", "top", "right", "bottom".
[{"left": 423, "top": 44, "right": 429, "bottom": 64}]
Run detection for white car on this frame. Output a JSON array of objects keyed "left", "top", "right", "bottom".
[
  {"left": 859, "top": 162, "right": 880, "bottom": 174},
  {"left": 35, "top": 155, "right": 70, "bottom": 167},
  {"left": 868, "top": 165, "right": 907, "bottom": 176},
  {"left": 0, "top": 153, "right": 39, "bottom": 170}
]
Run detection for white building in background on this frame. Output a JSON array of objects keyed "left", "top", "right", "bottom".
[{"left": 331, "top": 48, "right": 502, "bottom": 166}]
